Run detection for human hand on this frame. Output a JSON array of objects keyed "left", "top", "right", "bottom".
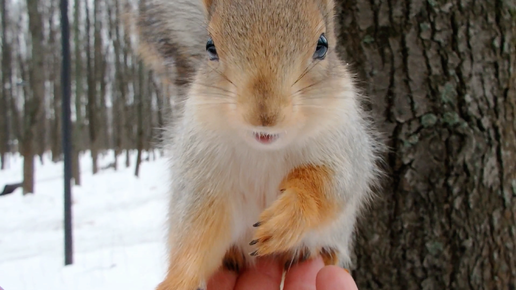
[{"left": 207, "top": 256, "right": 358, "bottom": 290}]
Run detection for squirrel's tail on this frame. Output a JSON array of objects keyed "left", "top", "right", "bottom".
[{"left": 128, "top": 0, "right": 208, "bottom": 97}]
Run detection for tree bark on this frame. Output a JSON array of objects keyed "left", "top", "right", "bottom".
[
  {"left": 108, "top": 0, "right": 125, "bottom": 171},
  {"left": 86, "top": 0, "right": 98, "bottom": 174},
  {"left": 94, "top": 2, "right": 108, "bottom": 152},
  {"left": 122, "top": 3, "right": 134, "bottom": 168},
  {"left": 134, "top": 60, "right": 144, "bottom": 177},
  {"left": 72, "top": 0, "right": 83, "bottom": 185},
  {"left": 23, "top": 0, "right": 45, "bottom": 194},
  {"left": 0, "top": 0, "right": 11, "bottom": 170},
  {"left": 152, "top": 77, "right": 164, "bottom": 144},
  {"left": 49, "top": 1, "right": 62, "bottom": 163},
  {"left": 333, "top": 0, "right": 516, "bottom": 289}
]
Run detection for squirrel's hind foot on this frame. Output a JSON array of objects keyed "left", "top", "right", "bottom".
[
  {"left": 280, "top": 246, "right": 340, "bottom": 270},
  {"left": 222, "top": 245, "right": 246, "bottom": 273}
]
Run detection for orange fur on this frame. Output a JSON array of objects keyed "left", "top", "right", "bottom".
[
  {"left": 320, "top": 247, "right": 339, "bottom": 266},
  {"left": 132, "top": 1, "right": 383, "bottom": 289},
  {"left": 280, "top": 247, "right": 340, "bottom": 270},
  {"left": 202, "top": 0, "right": 214, "bottom": 9},
  {"left": 250, "top": 165, "right": 339, "bottom": 256},
  {"left": 206, "top": 0, "right": 328, "bottom": 129},
  {"left": 157, "top": 196, "right": 232, "bottom": 290}
]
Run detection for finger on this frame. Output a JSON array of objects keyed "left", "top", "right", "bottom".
[
  {"left": 207, "top": 268, "right": 238, "bottom": 290},
  {"left": 283, "top": 256, "right": 325, "bottom": 290},
  {"left": 234, "top": 256, "right": 284, "bottom": 290},
  {"left": 316, "top": 266, "right": 358, "bottom": 290}
]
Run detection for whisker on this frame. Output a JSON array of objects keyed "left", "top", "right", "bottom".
[
  {"left": 198, "top": 93, "right": 235, "bottom": 99},
  {"left": 193, "top": 102, "right": 237, "bottom": 106},
  {"left": 195, "top": 82, "right": 236, "bottom": 95},
  {"left": 286, "top": 249, "right": 298, "bottom": 271},
  {"left": 295, "top": 94, "right": 350, "bottom": 103},
  {"left": 292, "top": 61, "right": 321, "bottom": 87},
  {"left": 206, "top": 63, "right": 237, "bottom": 88},
  {"left": 292, "top": 104, "right": 350, "bottom": 113},
  {"left": 291, "top": 79, "right": 327, "bottom": 96}
]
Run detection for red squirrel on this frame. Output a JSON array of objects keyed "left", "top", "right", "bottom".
[{"left": 134, "top": 0, "right": 384, "bottom": 289}]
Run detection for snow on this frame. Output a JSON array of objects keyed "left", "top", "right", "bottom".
[{"left": 0, "top": 151, "right": 170, "bottom": 290}]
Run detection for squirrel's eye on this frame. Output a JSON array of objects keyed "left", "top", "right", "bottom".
[
  {"left": 206, "top": 37, "right": 218, "bottom": 61},
  {"left": 313, "top": 34, "right": 328, "bottom": 60}
]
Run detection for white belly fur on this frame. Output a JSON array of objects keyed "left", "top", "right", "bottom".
[{"left": 220, "top": 146, "right": 353, "bottom": 267}]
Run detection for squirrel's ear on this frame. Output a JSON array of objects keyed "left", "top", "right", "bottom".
[
  {"left": 202, "top": 0, "right": 214, "bottom": 8},
  {"left": 201, "top": 0, "right": 215, "bottom": 16}
]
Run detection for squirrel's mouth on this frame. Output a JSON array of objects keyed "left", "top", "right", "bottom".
[{"left": 253, "top": 132, "right": 280, "bottom": 144}]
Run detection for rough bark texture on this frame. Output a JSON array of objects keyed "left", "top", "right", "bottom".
[{"left": 333, "top": 0, "right": 516, "bottom": 289}]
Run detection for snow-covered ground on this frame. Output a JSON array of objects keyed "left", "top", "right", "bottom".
[{"left": 0, "top": 151, "right": 170, "bottom": 290}]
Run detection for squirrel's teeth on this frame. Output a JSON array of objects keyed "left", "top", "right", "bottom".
[{"left": 253, "top": 132, "right": 279, "bottom": 144}]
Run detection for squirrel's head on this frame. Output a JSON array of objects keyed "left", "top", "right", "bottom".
[{"left": 189, "top": 0, "right": 355, "bottom": 151}]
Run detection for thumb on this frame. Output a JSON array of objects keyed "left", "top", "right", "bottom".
[{"left": 316, "top": 266, "right": 358, "bottom": 290}]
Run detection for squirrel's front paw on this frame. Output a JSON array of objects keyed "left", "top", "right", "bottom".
[{"left": 249, "top": 189, "right": 309, "bottom": 256}]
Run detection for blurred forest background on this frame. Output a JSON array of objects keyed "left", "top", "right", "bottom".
[{"left": 0, "top": 0, "right": 173, "bottom": 194}]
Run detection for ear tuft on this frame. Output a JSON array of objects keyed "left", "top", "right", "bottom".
[
  {"left": 201, "top": 0, "right": 215, "bottom": 16},
  {"left": 202, "top": 0, "right": 214, "bottom": 8}
]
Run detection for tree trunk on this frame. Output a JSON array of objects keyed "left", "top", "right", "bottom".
[
  {"left": 86, "top": 0, "right": 98, "bottom": 174},
  {"left": 24, "top": 0, "right": 45, "bottom": 194},
  {"left": 94, "top": 1, "right": 108, "bottom": 152},
  {"left": 108, "top": 0, "right": 123, "bottom": 171},
  {"left": 152, "top": 78, "right": 164, "bottom": 144},
  {"left": 49, "top": 1, "right": 62, "bottom": 163},
  {"left": 0, "top": 0, "right": 11, "bottom": 170},
  {"left": 21, "top": 137, "right": 34, "bottom": 194},
  {"left": 134, "top": 61, "right": 145, "bottom": 177},
  {"left": 334, "top": 0, "right": 516, "bottom": 289},
  {"left": 122, "top": 2, "right": 135, "bottom": 167},
  {"left": 72, "top": 0, "right": 83, "bottom": 185},
  {"left": 144, "top": 70, "right": 154, "bottom": 152}
]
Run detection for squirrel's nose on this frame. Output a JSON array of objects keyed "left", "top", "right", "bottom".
[{"left": 259, "top": 113, "right": 277, "bottom": 127}]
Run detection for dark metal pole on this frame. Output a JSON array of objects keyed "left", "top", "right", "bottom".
[{"left": 60, "top": 0, "right": 73, "bottom": 266}]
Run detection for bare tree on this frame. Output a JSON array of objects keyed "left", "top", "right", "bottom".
[
  {"left": 134, "top": 59, "right": 144, "bottom": 177},
  {"left": 72, "top": 0, "right": 83, "bottom": 185},
  {"left": 86, "top": 0, "right": 98, "bottom": 174},
  {"left": 0, "top": 0, "right": 12, "bottom": 170},
  {"left": 0, "top": 0, "right": 176, "bottom": 183},
  {"left": 22, "top": 0, "right": 45, "bottom": 194},
  {"left": 49, "top": 0, "right": 62, "bottom": 162}
]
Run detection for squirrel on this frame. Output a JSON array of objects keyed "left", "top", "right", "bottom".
[{"left": 133, "top": 0, "right": 384, "bottom": 289}]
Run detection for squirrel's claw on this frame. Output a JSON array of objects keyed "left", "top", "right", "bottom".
[{"left": 249, "top": 189, "right": 308, "bottom": 256}]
